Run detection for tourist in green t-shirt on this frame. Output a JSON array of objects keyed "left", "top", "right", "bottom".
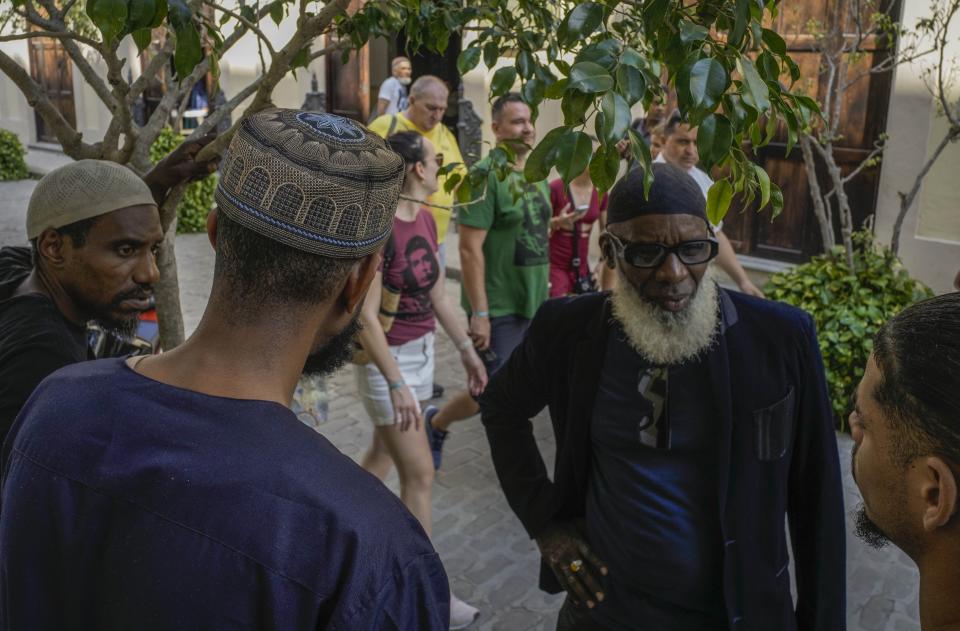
[{"left": 423, "top": 93, "right": 551, "bottom": 469}]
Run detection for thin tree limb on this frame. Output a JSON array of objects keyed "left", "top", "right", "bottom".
[
  {"left": 892, "top": 128, "right": 959, "bottom": 254},
  {"left": 0, "top": 48, "right": 99, "bottom": 159},
  {"left": 0, "top": 30, "right": 99, "bottom": 47},
  {"left": 202, "top": 0, "right": 276, "bottom": 56}
]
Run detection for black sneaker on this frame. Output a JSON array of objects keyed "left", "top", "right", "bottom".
[
  {"left": 423, "top": 406, "right": 448, "bottom": 471},
  {"left": 432, "top": 383, "right": 444, "bottom": 399}
]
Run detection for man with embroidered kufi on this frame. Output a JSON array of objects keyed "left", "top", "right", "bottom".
[
  {"left": 0, "top": 110, "right": 450, "bottom": 630},
  {"left": 480, "top": 162, "right": 845, "bottom": 630}
]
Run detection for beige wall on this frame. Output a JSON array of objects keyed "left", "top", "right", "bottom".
[{"left": 874, "top": 1, "right": 960, "bottom": 295}]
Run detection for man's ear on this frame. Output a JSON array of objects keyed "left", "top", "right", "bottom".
[
  {"left": 206, "top": 207, "right": 219, "bottom": 250},
  {"left": 342, "top": 251, "right": 381, "bottom": 313},
  {"left": 599, "top": 234, "right": 617, "bottom": 270},
  {"left": 920, "top": 456, "right": 958, "bottom": 532},
  {"left": 36, "top": 228, "right": 67, "bottom": 269}
]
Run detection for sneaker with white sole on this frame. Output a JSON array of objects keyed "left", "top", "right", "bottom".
[{"left": 449, "top": 594, "right": 480, "bottom": 630}]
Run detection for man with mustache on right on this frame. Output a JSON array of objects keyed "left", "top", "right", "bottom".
[{"left": 480, "top": 162, "right": 845, "bottom": 631}]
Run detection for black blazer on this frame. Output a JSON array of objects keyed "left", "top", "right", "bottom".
[{"left": 480, "top": 290, "right": 845, "bottom": 631}]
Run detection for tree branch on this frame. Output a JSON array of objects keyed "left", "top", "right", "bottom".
[
  {"left": 128, "top": 38, "right": 175, "bottom": 105},
  {"left": 188, "top": 74, "right": 264, "bottom": 138},
  {"left": 202, "top": 0, "right": 276, "bottom": 56},
  {"left": 0, "top": 29, "right": 99, "bottom": 47},
  {"left": 0, "top": 48, "right": 99, "bottom": 158}
]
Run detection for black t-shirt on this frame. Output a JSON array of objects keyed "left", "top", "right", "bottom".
[{"left": 0, "top": 247, "right": 88, "bottom": 444}]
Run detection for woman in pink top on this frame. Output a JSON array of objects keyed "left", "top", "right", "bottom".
[
  {"left": 548, "top": 164, "right": 610, "bottom": 297},
  {"left": 355, "top": 131, "right": 486, "bottom": 628}
]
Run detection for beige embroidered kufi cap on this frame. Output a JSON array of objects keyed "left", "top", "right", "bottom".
[{"left": 26, "top": 159, "right": 156, "bottom": 239}]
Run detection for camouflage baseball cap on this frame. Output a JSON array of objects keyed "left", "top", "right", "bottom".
[{"left": 215, "top": 109, "right": 404, "bottom": 258}]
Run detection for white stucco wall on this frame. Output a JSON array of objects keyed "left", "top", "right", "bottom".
[{"left": 874, "top": 1, "right": 960, "bottom": 294}]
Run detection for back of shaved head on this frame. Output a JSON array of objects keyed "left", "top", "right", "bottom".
[{"left": 409, "top": 75, "right": 448, "bottom": 99}]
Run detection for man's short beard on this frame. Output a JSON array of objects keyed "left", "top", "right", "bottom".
[
  {"left": 610, "top": 265, "right": 720, "bottom": 365},
  {"left": 302, "top": 316, "right": 361, "bottom": 377},
  {"left": 854, "top": 504, "right": 891, "bottom": 550}
]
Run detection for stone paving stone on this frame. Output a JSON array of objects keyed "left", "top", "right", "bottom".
[{"left": 0, "top": 179, "right": 926, "bottom": 630}]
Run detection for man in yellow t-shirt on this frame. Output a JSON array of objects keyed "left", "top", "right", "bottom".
[{"left": 368, "top": 75, "right": 465, "bottom": 261}]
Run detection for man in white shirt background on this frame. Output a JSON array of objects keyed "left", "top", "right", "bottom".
[
  {"left": 377, "top": 57, "right": 413, "bottom": 117},
  {"left": 654, "top": 111, "right": 765, "bottom": 298}
]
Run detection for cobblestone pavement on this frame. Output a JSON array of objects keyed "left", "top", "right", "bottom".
[{"left": 0, "top": 180, "right": 921, "bottom": 630}]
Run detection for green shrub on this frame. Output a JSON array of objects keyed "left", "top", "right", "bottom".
[
  {"left": 764, "top": 230, "right": 933, "bottom": 429},
  {"left": 0, "top": 129, "right": 28, "bottom": 181},
  {"left": 149, "top": 127, "right": 216, "bottom": 233}
]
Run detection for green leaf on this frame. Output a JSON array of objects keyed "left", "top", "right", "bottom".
[
  {"left": 174, "top": 23, "right": 202, "bottom": 80},
  {"left": 522, "top": 77, "right": 545, "bottom": 107},
  {"left": 616, "top": 64, "right": 645, "bottom": 106},
  {"left": 269, "top": 1, "right": 284, "bottom": 26},
  {"left": 556, "top": 130, "right": 593, "bottom": 183},
  {"left": 730, "top": 0, "right": 749, "bottom": 48},
  {"left": 127, "top": 0, "right": 157, "bottom": 31},
  {"left": 762, "top": 28, "right": 787, "bottom": 55},
  {"left": 457, "top": 46, "right": 481, "bottom": 75},
  {"left": 561, "top": 91, "right": 593, "bottom": 125},
  {"left": 562, "top": 2, "right": 605, "bottom": 45},
  {"left": 696, "top": 113, "right": 733, "bottom": 169},
  {"left": 166, "top": 0, "right": 191, "bottom": 30},
  {"left": 738, "top": 58, "right": 771, "bottom": 113},
  {"left": 706, "top": 179, "right": 734, "bottom": 225},
  {"left": 577, "top": 39, "right": 620, "bottom": 70},
  {"left": 620, "top": 47, "right": 644, "bottom": 70},
  {"left": 87, "top": 0, "right": 127, "bottom": 42},
  {"left": 680, "top": 20, "right": 709, "bottom": 43},
  {"left": 589, "top": 143, "right": 620, "bottom": 193},
  {"left": 291, "top": 46, "right": 310, "bottom": 71},
  {"left": 786, "top": 56, "right": 801, "bottom": 83},
  {"left": 490, "top": 67, "right": 517, "bottom": 97},
  {"left": 517, "top": 49, "right": 535, "bottom": 80},
  {"left": 238, "top": 4, "right": 255, "bottom": 24},
  {"left": 483, "top": 42, "right": 499, "bottom": 69},
  {"left": 627, "top": 128, "right": 654, "bottom": 197},
  {"left": 601, "top": 91, "right": 630, "bottom": 145},
  {"left": 150, "top": 0, "right": 167, "bottom": 27},
  {"left": 132, "top": 28, "right": 153, "bottom": 54},
  {"left": 545, "top": 78, "right": 569, "bottom": 99},
  {"left": 753, "top": 162, "right": 771, "bottom": 209},
  {"left": 524, "top": 126, "right": 569, "bottom": 182},
  {"left": 769, "top": 181, "right": 784, "bottom": 219},
  {"left": 683, "top": 57, "right": 729, "bottom": 114},
  {"left": 569, "top": 61, "right": 614, "bottom": 94},
  {"left": 757, "top": 51, "right": 780, "bottom": 84}
]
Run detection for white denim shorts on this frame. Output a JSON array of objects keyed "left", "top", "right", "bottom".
[{"left": 355, "top": 331, "right": 435, "bottom": 426}]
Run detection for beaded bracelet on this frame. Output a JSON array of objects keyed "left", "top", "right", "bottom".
[{"left": 388, "top": 380, "right": 405, "bottom": 391}]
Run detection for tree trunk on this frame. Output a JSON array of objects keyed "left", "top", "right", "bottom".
[
  {"left": 799, "top": 135, "right": 836, "bottom": 252},
  {"left": 155, "top": 186, "right": 189, "bottom": 349},
  {"left": 155, "top": 215, "right": 186, "bottom": 350},
  {"left": 823, "top": 149, "right": 856, "bottom": 269}
]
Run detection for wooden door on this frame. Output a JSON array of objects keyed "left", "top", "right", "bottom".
[
  {"left": 28, "top": 35, "right": 76, "bottom": 143},
  {"left": 326, "top": 0, "right": 370, "bottom": 122},
  {"left": 720, "top": 0, "right": 898, "bottom": 262}
]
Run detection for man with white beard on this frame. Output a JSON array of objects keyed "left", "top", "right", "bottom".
[{"left": 480, "top": 162, "right": 845, "bottom": 631}]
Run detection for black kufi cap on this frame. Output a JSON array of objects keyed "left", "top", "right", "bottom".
[{"left": 607, "top": 162, "right": 708, "bottom": 225}]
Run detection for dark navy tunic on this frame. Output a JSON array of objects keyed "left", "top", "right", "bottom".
[
  {"left": 0, "top": 358, "right": 449, "bottom": 630},
  {"left": 585, "top": 324, "right": 727, "bottom": 630}
]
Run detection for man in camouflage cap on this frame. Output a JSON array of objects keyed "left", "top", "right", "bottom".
[{"left": 0, "top": 110, "right": 451, "bottom": 629}]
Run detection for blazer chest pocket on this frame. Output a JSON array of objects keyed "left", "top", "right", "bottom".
[{"left": 753, "top": 386, "right": 795, "bottom": 461}]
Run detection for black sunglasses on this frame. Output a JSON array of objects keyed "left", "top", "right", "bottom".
[{"left": 604, "top": 232, "right": 719, "bottom": 269}]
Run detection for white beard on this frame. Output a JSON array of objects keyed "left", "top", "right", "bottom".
[
  {"left": 398, "top": 77, "right": 412, "bottom": 86},
  {"left": 610, "top": 265, "right": 721, "bottom": 366}
]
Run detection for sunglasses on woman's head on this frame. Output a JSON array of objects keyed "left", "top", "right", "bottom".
[{"left": 604, "top": 232, "right": 719, "bottom": 269}]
